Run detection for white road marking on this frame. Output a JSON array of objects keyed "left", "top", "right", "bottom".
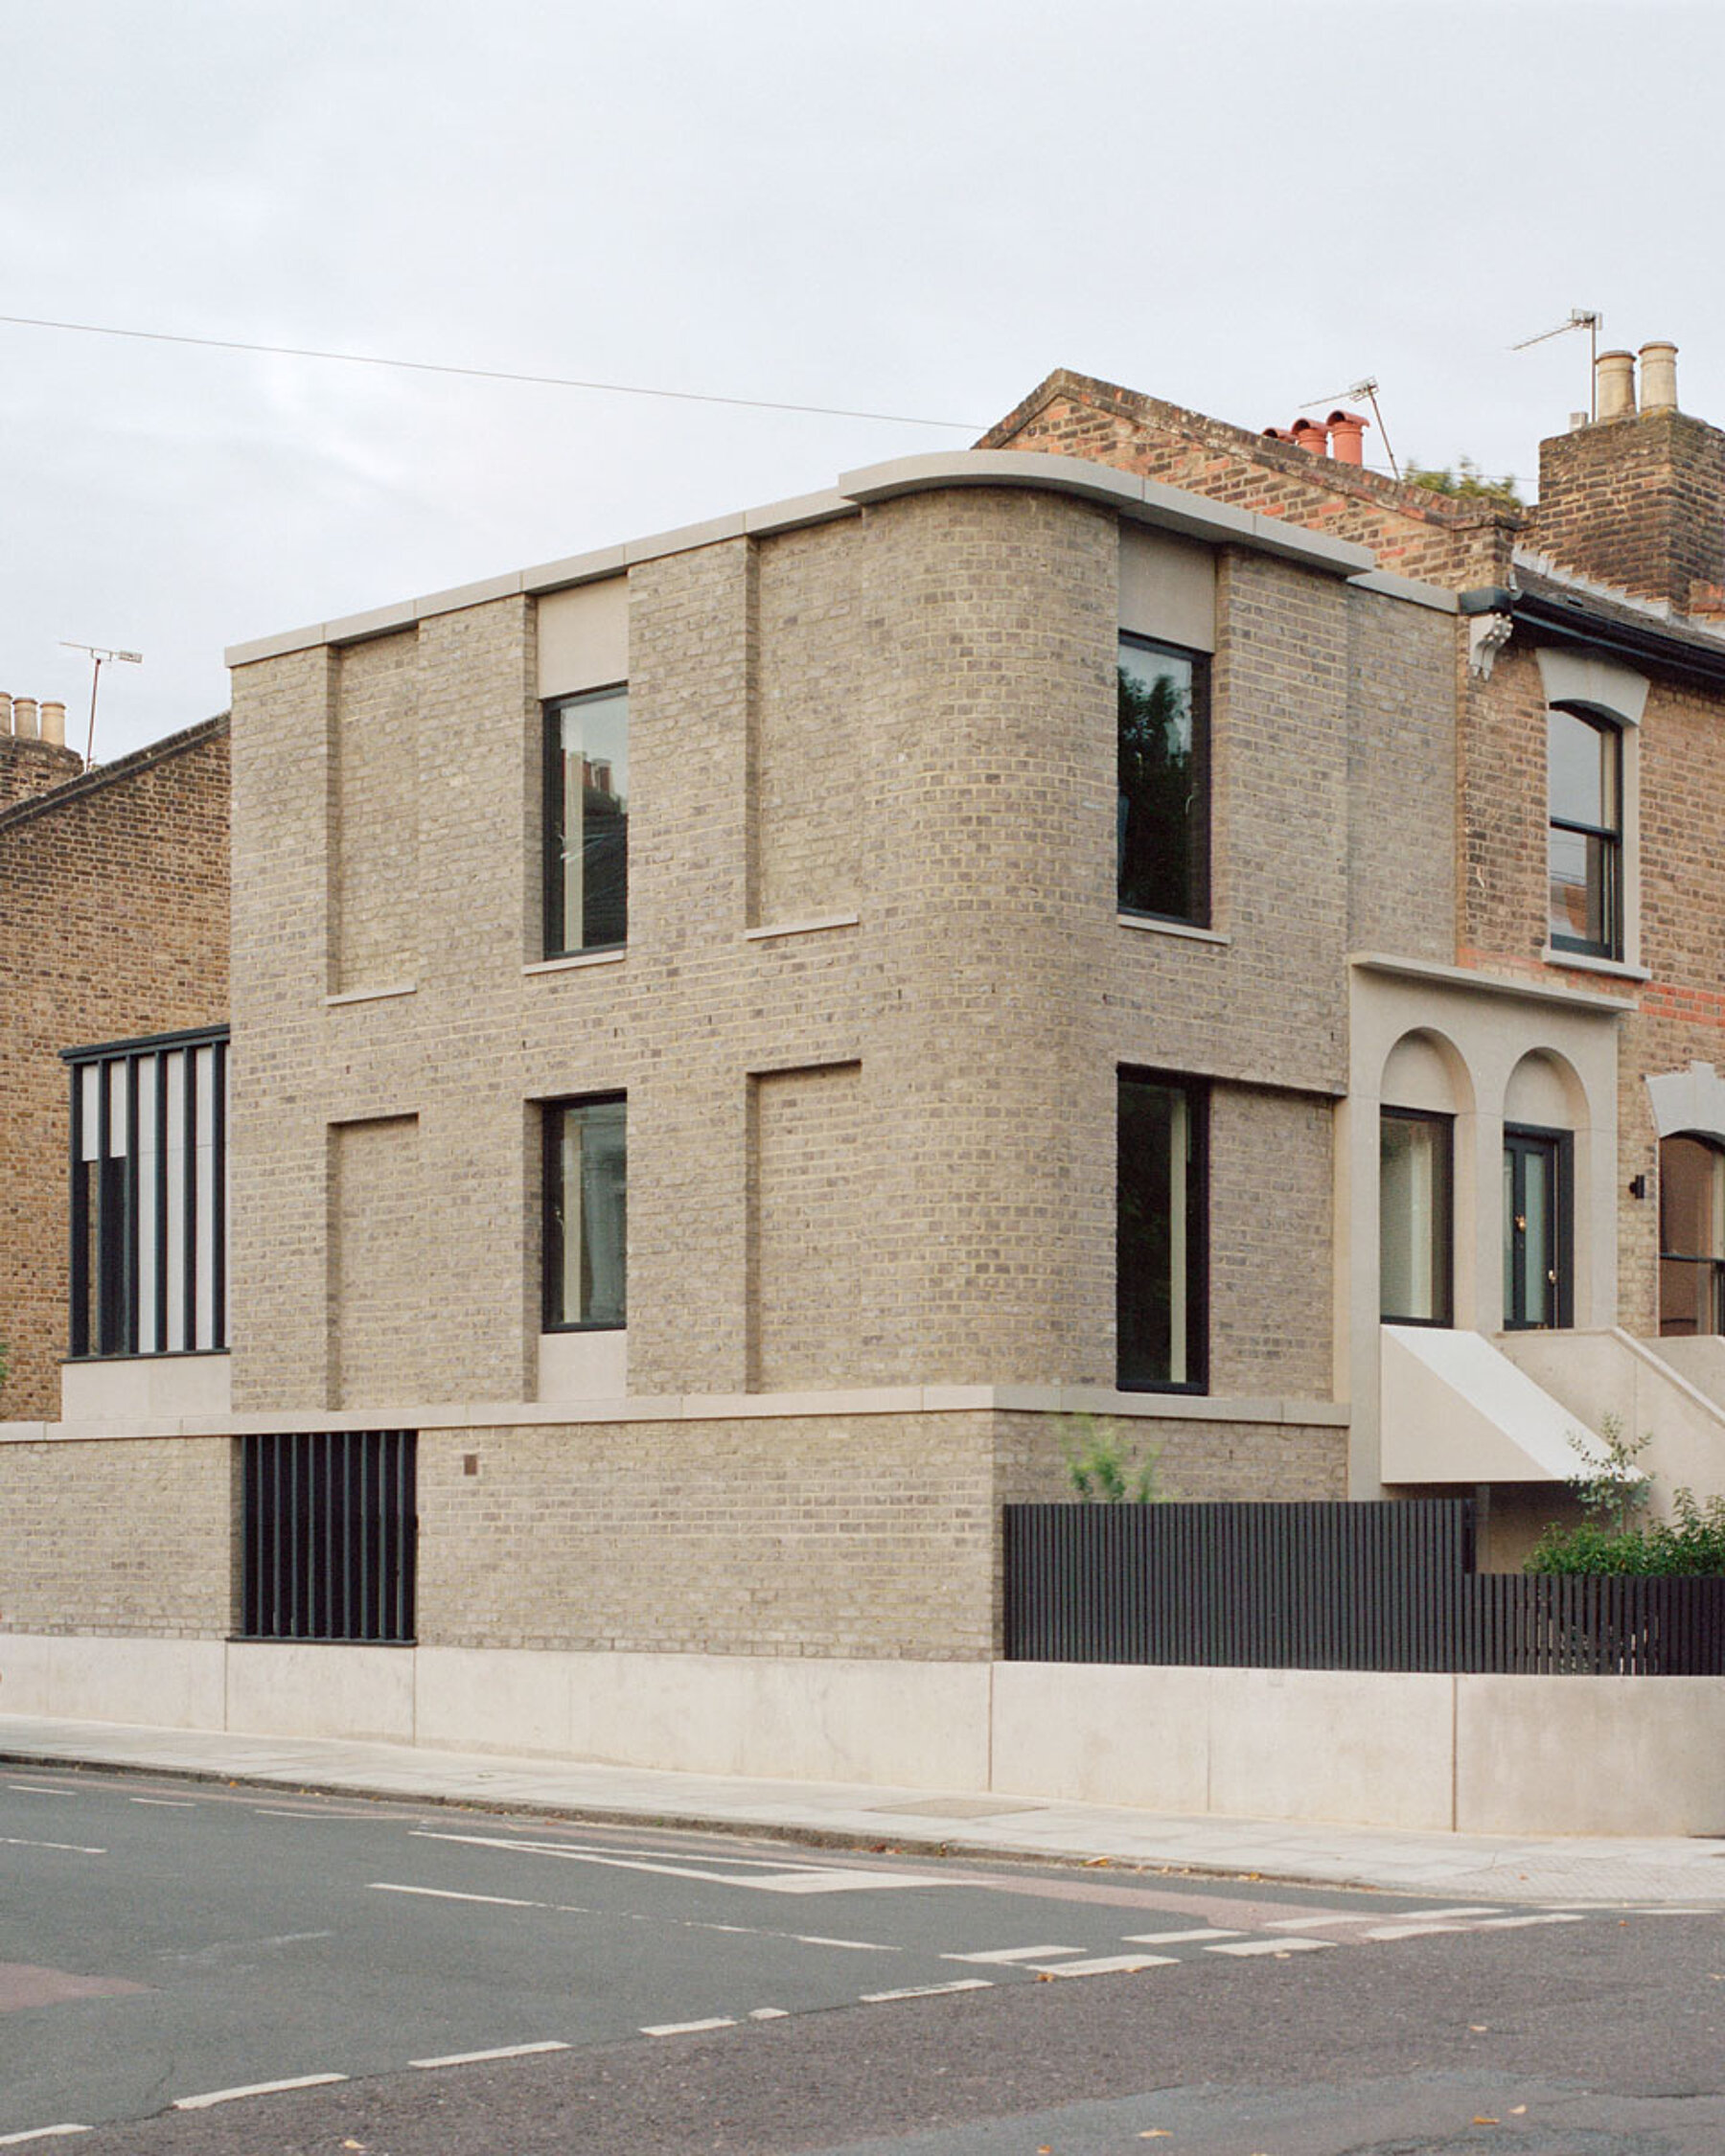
[
  {"left": 862, "top": 1979, "right": 994, "bottom": 2003},
  {"left": 1365, "top": 1922, "right": 1472, "bottom": 1940},
  {"left": 173, "top": 2074, "right": 347, "bottom": 2109},
  {"left": 748, "top": 2007, "right": 789, "bottom": 2020},
  {"left": 410, "top": 2041, "right": 570, "bottom": 2069},
  {"left": 372, "top": 1883, "right": 544, "bottom": 1910},
  {"left": 1030, "top": 1954, "right": 1175, "bottom": 1978},
  {"left": 640, "top": 2017, "right": 737, "bottom": 2037},
  {"left": 943, "top": 1944, "right": 1084, "bottom": 1964},
  {"left": 790, "top": 1934, "right": 898, "bottom": 1953},
  {"left": 0, "top": 2129, "right": 91, "bottom": 2146},
  {"left": 1207, "top": 1938, "right": 1334, "bottom": 1957},
  {"left": 130, "top": 1797, "right": 196, "bottom": 1808},
  {"left": 0, "top": 1837, "right": 105, "bottom": 1856},
  {"left": 1472, "top": 1914, "right": 1588, "bottom": 1930},
  {"left": 411, "top": 1828, "right": 939, "bottom": 1894},
  {"left": 1123, "top": 1928, "right": 1243, "bottom": 1945},
  {"left": 1392, "top": 1906, "right": 1501, "bottom": 1920},
  {"left": 1263, "top": 1913, "right": 1382, "bottom": 1930},
  {"left": 4, "top": 1785, "right": 74, "bottom": 1798}
]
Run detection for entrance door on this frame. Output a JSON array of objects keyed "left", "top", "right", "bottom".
[
  {"left": 1659, "top": 1134, "right": 1725, "bottom": 1336},
  {"left": 1504, "top": 1128, "right": 1570, "bottom": 1330}
]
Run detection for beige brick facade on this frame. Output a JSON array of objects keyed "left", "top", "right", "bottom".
[{"left": 15, "top": 357, "right": 1725, "bottom": 1690}]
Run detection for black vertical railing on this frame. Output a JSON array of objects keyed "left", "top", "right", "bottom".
[
  {"left": 240, "top": 1432, "right": 417, "bottom": 1643},
  {"left": 1003, "top": 1501, "right": 1725, "bottom": 1675}
]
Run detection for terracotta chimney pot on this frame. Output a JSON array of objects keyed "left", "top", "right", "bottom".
[
  {"left": 1290, "top": 416, "right": 1329, "bottom": 456},
  {"left": 1326, "top": 409, "right": 1368, "bottom": 466}
]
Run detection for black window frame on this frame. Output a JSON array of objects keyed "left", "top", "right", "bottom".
[
  {"left": 1547, "top": 700, "right": 1622, "bottom": 961},
  {"left": 1503, "top": 1122, "right": 1574, "bottom": 1332},
  {"left": 1116, "top": 631, "right": 1211, "bottom": 929},
  {"left": 63, "top": 1024, "right": 229, "bottom": 1362},
  {"left": 1116, "top": 1067, "right": 1208, "bottom": 1394},
  {"left": 1378, "top": 1106, "right": 1455, "bottom": 1327},
  {"left": 541, "top": 1091, "right": 628, "bottom": 1333},
  {"left": 542, "top": 681, "right": 629, "bottom": 961}
]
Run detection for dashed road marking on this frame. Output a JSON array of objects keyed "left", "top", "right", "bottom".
[
  {"left": 128, "top": 1798, "right": 196, "bottom": 1808},
  {"left": 1123, "top": 1928, "right": 1243, "bottom": 1945},
  {"left": 1392, "top": 1906, "right": 1502, "bottom": 1920},
  {"left": 790, "top": 1934, "right": 898, "bottom": 1953},
  {"left": 173, "top": 2074, "right": 347, "bottom": 2110},
  {"left": 411, "top": 1828, "right": 941, "bottom": 1895},
  {"left": 4, "top": 1786, "right": 74, "bottom": 1799},
  {"left": 1365, "top": 1922, "right": 1474, "bottom": 1941},
  {"left": 1264, "top": 1912, "right": 1382, "bottom": 1930},
  {"left": 640, "top": 2017, "right": 737, "bottom": 2037},
  {"left": 373, "top": 1883, "right": 543, "bottom": 1910},
  {"left": 410, "top": 2041, "right": 569, "bottom": 2069},
  {"left": 0, "top": 1838, "right": 105, "bottom": 1857},
  {"left": 862, "top": 1979, "right": 994, "bottom": 2003},
  {"left": 1030, "top": 1954, "right": 1176, "bottom": 1978},
  {"left": 0, "top": 2130, "right": 91, "bottom": 2147},
  {"left": 1472, "top": 1914, "right": 1588, "bottom": 1930},
  {"left": 1207, "top": 1937, "right": 1334, "bottom": 1957},
  {"left": 943, "top": 1944, "right": 1084, "bottom": 1964},
  {"left": 748, "top": 2007, "right": 789, "bottom": 2020}
]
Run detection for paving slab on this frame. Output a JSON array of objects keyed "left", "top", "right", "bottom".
[{"left": 3, "top": 1714, "right": 1723, "bottom": 1907}]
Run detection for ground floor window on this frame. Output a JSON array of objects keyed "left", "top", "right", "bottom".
[
  {"left": 543, "top": 1095, "right": 627, "bottom": 1329},
  {"left": 1116, "top": 1071, "right": 1207, "bottom": 1390},
  {"left": 1660, "top": 1133, "right": 1725, "bottom": 1337},
  {"left": 238, "top": 1431, "right": 417, "bottom": 1643},
  {"left": 1379, "top": 1109, "right": 1453, "bottom": 1324},
  {"left": 65, "top": 1026, "right": 227, "bottom": 1359}
]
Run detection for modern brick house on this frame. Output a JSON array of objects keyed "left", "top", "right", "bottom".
[{"left": 7, "top": 348, "right": 1725, "bottom": 1827}]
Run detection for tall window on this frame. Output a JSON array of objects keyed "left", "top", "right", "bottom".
[
  {"left": 1548, "top": 703, "right": 1622, "bottom": 959},
  {"left": 1118, "top": 634, "right": 1209, "bottom": 927},
  {"left": 1659, "top": 1134, "right": 1725, "bottom": 1338},
  {"left": 544, "top": 684, "right": 628, "bottom": 957},
  {"left": 1379, "top": 1110, "right": 1453, "bottom": 1325},
  {"left": 544, "top": 1096, "right": 627, "bottom": 1329},
  {"left": 66, "top": 1027, "right": 227, "bottom": 1359},
  {"left": 1116, "top": 1072, "right": 1207, "bottom": 1390}
]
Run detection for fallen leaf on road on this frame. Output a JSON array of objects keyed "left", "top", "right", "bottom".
[
  {"left": 1468, "top": 2024, "right": 1488, "bottom": 2032},
  {"left": 1473, "top": 2119, "right": 1499, "bottom": 2126},
  {"left": 1510, "top": 2106, "right": 1527, "bottom": 2116}
]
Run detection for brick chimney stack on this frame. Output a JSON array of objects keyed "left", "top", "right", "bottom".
[
  {"left": 1530, "top": 339, "right": 1725, "bottom": 613},
  {"left": 0, "top": 689, "right": 84, "bottom": 810}
]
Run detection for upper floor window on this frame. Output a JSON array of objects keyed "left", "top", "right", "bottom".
[
  {"left": 543, "top": 1095, "right": 627, "bottom": 1330},
  {"left": 1547, "top": 702, "right": 1622, "bottom": 960},
  {"left": 1117, "top": 634, "right": 1208, "bottom": 927},
  {"left": 544, "top": 684, "right": 628, "bottom": 957},
  {"left": 65, "top": 1026, "right": 228, "bottom": 1359}
]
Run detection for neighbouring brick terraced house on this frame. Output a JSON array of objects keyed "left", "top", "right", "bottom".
[
  {"left": 0, "top": 707, "right": 229, "bottom": 1421},
  {"left": 8, "top": 346, "right": 1725, "bottom": 1819}
]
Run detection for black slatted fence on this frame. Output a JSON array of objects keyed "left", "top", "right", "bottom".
[
  {"left": 1003, "top": 1501, "right": 1725, "bottom": 1675},
  {"left": 240, "top": 1431, "right": 417, "bottom": 1643}
]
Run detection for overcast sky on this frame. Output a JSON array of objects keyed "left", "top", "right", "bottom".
[{"left": 4, "top": 0, "right": 1720, "bottom": 763}]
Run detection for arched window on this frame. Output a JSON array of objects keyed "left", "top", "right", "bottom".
[
  {"left": 1548, "top": 702, "right": 1622, "bottom": 960},
  {"left": 1659, "top": 1134, "right": 1725, "bottom": 1337}
]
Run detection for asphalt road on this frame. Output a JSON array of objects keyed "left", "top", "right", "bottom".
[{"left": 3, "top": 1763, "right": 1722, "bottom": 2153}]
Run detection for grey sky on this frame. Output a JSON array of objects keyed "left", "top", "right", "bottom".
[{"left": 4, "top": 0, "right": 1720, "bottom": 761}]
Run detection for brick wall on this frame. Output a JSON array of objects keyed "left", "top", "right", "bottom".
[
  {"left": 0, "top": 736, "right": 81, "bottom": 812},
  {"left": 750, "top": 1062, "right": 862, "bottom": 1391},
  {"left": 0, "top": 720, "right": 229, "bottom": 1416},
  {"left": 1530, "top": 410, "right": 1725, "bottom": 610},
  {"left": 332, "top": 1115, "right": 423, "bottom": 1407},
  {"left": 0, "top": 1435, "right": 235, "bottom": 1635},
  {"left": 334, "top": 632, "right": 419, "bottom": 992}
]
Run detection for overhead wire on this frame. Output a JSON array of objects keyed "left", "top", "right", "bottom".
[{"left": 0, "top": 311, "right": 982, "bottom": 431}]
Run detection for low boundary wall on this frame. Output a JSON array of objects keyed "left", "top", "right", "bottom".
[{"left": 6, "top": 1636, "right": 1724, "bottom": 1838}]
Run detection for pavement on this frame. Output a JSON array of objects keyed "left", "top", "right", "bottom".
[{"left": 4, "top": 1712, "right": 1724, "bottom": 1909}]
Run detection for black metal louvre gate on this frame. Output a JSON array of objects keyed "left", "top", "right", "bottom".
[
  {"left": 240, "top": 1432, "right": 417, "bottom": 1643},
  {"left": 1003, "top": 1502, "right": 1725, "bottom": 1675}
]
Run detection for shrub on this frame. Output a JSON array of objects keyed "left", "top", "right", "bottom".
[
  {"left": 1525, "top": 1417, "right": 1725, "bottom": 1575},
  {"left": 1059, "top": 1415, "right": 1167, "bottom": 1504}
]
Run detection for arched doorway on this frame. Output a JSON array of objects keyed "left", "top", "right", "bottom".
[{"left": 1659, "top": 1134, "right": 1725, "bottom": 1337}]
